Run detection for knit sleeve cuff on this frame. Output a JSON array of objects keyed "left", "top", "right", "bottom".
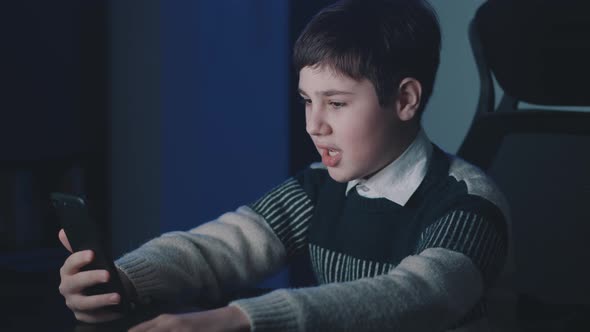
[
  {"left": 230, "top": 290, "right": 302, "bottom": 332},
  {"left": 115, "top": 254, "right": 169, "bottom": 305}
]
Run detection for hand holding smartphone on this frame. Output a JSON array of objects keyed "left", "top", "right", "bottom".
[{"left": 51, "top": 192, "right": 131, "bottom": 314}]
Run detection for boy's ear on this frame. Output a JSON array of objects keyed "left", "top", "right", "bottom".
[{"left": 395, "top": 78, "right": 422, "bottom": 122}]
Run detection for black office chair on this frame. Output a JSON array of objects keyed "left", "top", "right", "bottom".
[{"left": 457, "top": 1, "right": 590, "bottom": 331}]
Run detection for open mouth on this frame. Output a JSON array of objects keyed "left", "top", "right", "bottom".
[{"left": 321, "top": 148, "right": 341, "bottom": 167}]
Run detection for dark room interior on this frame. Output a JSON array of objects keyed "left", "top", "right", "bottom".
[{"left": 1, "top": 1, "right": 589, "bottom": 331}]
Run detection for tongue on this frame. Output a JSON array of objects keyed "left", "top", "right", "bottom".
[{"left": 322, "top": 149, "right": 341, "bottom": 167}]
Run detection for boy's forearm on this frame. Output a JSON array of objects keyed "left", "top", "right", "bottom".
[
  {"left": 232, "top": 248, "right": 483, "bottom": 332},
  {"left": 115, "top": 206, "right": 287, "bottom": 306}
]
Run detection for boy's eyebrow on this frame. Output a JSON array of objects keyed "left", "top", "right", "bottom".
[{"left": 298, "top": 88, "right": 355, "bottom": 97}]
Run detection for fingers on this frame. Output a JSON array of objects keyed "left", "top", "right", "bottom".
[
  {"left": 74, "top": 308, "right": 123, "bottom": 324},
  {"left": 60, "top": 250, "right": 94, "bottom": 277},
  {"left": 58, "top": 228, "right": 73, "bottom": 252},
  {"left": 60, "top": 270, "right": 123, "bottom": 323},
  {"left": 59, "top": 269, "right": 110, "bottom": 295},
  {"left": 67, "top": 292, "right": 121, "bottom": 312},
  {"left": 60, "top": 269, "right": 124, "bottom": 323},
  {"left": 59, "top": 251, "right": 114, "bottom": 311},
  {"left": 58, "top": 245, "right": 123, "bottom": 324}
]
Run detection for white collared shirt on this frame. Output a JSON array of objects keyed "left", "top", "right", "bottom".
[{"left": 345, "top": 129, "right": 433, "bottom": 206}]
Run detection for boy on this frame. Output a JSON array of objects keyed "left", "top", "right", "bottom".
[{"left": 58, "top": 0, "right": 509, "bottom": 331}]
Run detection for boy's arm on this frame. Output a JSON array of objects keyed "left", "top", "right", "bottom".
[
  {"left": 231, "top": 248, "right": 481, "bottom": 332},
  {"left": 114, "top": 173, "right": 318, "bottom": 307},
  {"left": 230, "top": 209, "right": 506, "bottom": 332},
  {"left": 114, "top": 205, "right": 288, "bottom": 306}
]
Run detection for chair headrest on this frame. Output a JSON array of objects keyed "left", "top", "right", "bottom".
[{"left": 474, "top": 0, "right": 590, "bottom": 106}]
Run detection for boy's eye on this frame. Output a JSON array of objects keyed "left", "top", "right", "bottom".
[
  {"left": 329, "top": 101, "right": 346, "bottom": 109},
  {"left": 298, "top": 96, "right": 312, "bottom": 106}
]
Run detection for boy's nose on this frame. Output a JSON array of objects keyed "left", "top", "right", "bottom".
[{"left": 306, "top": 110, "right": 331, "bottom": 136}]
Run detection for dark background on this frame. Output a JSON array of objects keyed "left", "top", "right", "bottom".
[
  {"left": 0, "top": 0, "right": 341, "bottom": 297},
  {"left": 1, "top": 1, "right": 588, "bottom": 328}
]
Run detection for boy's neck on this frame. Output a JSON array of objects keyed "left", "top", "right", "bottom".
[
  {"left": 396, "top": 123, "right": 421, "bottom": 157},
  {"left": 364, "top": 123, "right": 421, "bottom": 181}
]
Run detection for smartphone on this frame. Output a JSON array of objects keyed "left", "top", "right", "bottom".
[{"left": 51, "top": 192, "right": 131, "bottom": 313}]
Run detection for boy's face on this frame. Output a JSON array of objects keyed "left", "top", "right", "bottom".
[{"left": 299, "top": 65, "right": 406, "bottom": 183}]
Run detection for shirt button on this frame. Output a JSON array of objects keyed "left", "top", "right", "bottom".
[{"left": 358, "top": 185, "right": 370, "bottom": 192}]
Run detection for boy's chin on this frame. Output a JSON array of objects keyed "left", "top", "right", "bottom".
[{"left": 326, "top": 168, "right": 355, "bottom": 183}]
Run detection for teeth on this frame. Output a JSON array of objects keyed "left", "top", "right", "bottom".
[{"left": 328, "top": 149, "right": 339, "bottom": 156}]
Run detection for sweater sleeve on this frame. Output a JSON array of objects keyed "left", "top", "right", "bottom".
[
  {"left": 416, "top": 209, "right": 508, "bottom": 288},
  {"left": 114, "top": 205, "right": 288, "bottom": 306},
  {"left": 230, "top": 206, "right": 506, "bottom": 332},
  {"left": 114, "top": 174, "right": 317, "bottom": 306},
  {"left": 230, "top": 247, "right": 483, "bottom": 332}
]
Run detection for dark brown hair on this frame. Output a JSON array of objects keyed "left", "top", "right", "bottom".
[{"left": 293, "top": 0, "right": 441, "bottom": 117}]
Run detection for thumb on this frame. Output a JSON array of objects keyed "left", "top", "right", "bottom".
[{"left": 58, "top": 229, "right": 73, "bottom": 253}]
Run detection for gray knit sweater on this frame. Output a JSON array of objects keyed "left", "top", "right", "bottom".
[{"left": 115, "top": 140, "right": 510, "bottom": 331}]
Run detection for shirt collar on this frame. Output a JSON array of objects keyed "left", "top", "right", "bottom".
[{"left": 346, "top": 129, "right": 433, "bottom": 206}]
